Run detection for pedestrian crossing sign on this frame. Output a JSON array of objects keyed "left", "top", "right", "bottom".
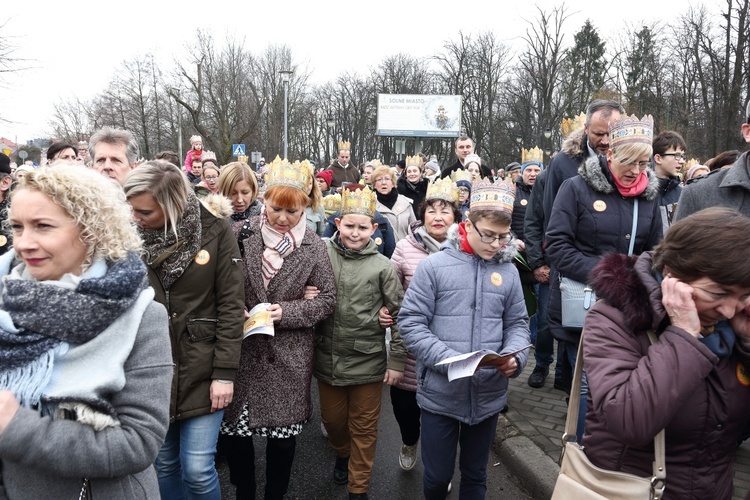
[{"left": 232, "top": 144, "right": 246, "bottom": 157}]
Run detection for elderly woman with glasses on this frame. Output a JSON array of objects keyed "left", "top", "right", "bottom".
[
  {"left": 545, "top": 114, "right": 663, "bottom": 440},
  {"left": 371, "top": 165, "right": 415, "bottom": 241}
]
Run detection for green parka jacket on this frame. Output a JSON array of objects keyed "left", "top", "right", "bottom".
[
  {"left": 314, "top": 235, "right": 406, "bottom": 386},
  {"left": 148, "top": 203, "right": 245, "bottom": 422}
]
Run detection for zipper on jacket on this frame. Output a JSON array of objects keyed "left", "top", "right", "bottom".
[{"left": 188, "top": 318, "right": 220, "bottom": 323}]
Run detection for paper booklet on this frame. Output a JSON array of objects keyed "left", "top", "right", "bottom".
[
  {"left": 243, "top": 303, "right": 274, "bottom": 338},
  {"left": 436, "top": 345, "right": 533, "bottom": 382}
]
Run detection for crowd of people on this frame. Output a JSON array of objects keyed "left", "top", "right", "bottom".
[{"left": 0, "top": 96, "right": 749, "bottom": 500}]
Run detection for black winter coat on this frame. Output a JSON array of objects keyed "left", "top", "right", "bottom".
[{"left": 545, "top": 156, "right": 663, "bottom": 344}]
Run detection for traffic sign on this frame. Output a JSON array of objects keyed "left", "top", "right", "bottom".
[
  {"left": 251, "top": 151, "right": 262, "bottom": 163},
  {"left": 232, "top": 144, "right": 246, "bottom": 157},
  {"left": 18, "top": 150, "right": 28, "bottom": 160}
]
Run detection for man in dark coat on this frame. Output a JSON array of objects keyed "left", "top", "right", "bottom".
[
  {"left": 440, "top": 136, "right": 492, "bottom": 179},
  {"left": 328, "top": 142, "right": 360, "bottom": 188},
  {"left": 675, "top": 102, "right": 750, "bottom": 221}
]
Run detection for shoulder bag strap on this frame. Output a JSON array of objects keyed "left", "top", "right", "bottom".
[
  {"left": 561, "top": 329, "right": 666, "bottom": 492},
  {"left": 628, "top": 197, "right": 639, "bottom": 256}
]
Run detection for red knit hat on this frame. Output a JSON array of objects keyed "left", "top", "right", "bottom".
[{"left": 316, "top": 169, "right": 333, "bottom": 187}]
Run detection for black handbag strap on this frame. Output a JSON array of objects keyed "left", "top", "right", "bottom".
[{"left": 561, "top": 329, "right": 666, "bottom": 492}]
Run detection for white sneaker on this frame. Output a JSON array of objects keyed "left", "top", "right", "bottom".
[
  {"left": 399, "top": 444, "right": 418, "bottom": 470},
  {"left": 320, "top": 421, "right": 328, "bottom": 439}
]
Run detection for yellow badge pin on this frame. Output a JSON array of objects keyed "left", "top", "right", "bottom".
[
  {"left": 194, "top": 249, "right": 211, "bottom": 265},
  {"left": 491, "top": 272, "right": 503, "bottom": 286}
]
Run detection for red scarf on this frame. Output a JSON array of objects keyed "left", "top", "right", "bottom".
[
  {"left": 458, "top": 222, "right": 475, "bottom": 255},
  {"left": 611, "top": 168, "right": 648, "bottom": 197}
]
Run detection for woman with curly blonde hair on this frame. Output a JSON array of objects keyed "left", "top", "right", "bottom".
[{"left": 0, "top": 164, "right": 172, "bottom": 499}]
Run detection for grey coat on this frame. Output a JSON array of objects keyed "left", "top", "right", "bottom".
[
  {"left": 0, "top": 302, "right": 172, "bottom": 500},
  {"left": 675, "top": 151, "right": 750, "bottom": 220},
  {"left": 399, "top": 227, "right": 530, "bottom": 425}
]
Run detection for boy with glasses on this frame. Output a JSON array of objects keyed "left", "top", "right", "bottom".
[
  {"left": 400, "top": 178, "right": 530, "bottom": 499},
  {"left": 652, "top": 130, "right": 688, "bottom": 233}
]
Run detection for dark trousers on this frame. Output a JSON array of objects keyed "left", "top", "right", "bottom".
[
  {"left": 219, "top": 433, "right": 296, "bottom": 500},
  {"left": 390, "top": 386, "right": 421, "bottom": 446},
  {"left": 421, "top": 409, "right": 499, "bottom": 500},
  {"left": 533, "top": 282, "right": 555, "bottom": 368}
]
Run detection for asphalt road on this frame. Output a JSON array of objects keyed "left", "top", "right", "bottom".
[{"left": 217, "top": 383, "right": 532, "bottom": 500}]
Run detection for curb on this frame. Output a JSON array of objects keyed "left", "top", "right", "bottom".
[{"left": 495, "top": 414, "right": 560, "bottom": 499}]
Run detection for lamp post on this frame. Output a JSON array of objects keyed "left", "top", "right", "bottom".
[
  {"left": 515, "top": 136, "right": 523, "bottom": 161},
  {"left": 171, "top": 88, "right": 183, "bottom": 163},
  {"left": 280, "top": 70, "right": 293, "bottom": 160},
  {"left": 326, "top": 115, "right": 334, "bottom": 165},
  {"left": 544, "top": 128, "right": 552, "bottom": 164}
]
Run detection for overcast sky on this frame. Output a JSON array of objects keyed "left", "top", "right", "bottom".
[{"left": 0, "top": 0, "right": 713, "bottom": 144}]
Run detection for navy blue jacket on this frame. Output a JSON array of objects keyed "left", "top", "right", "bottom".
[{"left": 323, "top": 210, "right": 396, "bottom": 258}]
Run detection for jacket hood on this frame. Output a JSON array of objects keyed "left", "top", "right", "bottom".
[
  {"left": 589, "top": 252, "right": 667, "bottom": 333},
  {"left": 579, "top": 155, "right": 660, "bottom": 201},
  {"left": 201, "top": 193, "right": 233, "bottom": 218},
  {"left": 443, "top": 223, "right": 519, "bottom": 264},
  {"left": 561, "top": 127, "right": 587, "bottom": 158}
]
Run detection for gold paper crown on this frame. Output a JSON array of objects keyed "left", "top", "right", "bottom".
[
  {"left": 323, "top": 193, "right": 342, "bottom": 213},
  {"left": 365, "top": 158, "right": 383, "bottom": 168},
  {"left": 338, "top": 141, "right": 351, "bottom": 151},
  {"left": 341, "top": 185, "right": 377, "bottom": 218},
  {"left": 522, "top": 147, "right": 544, "bottom": 164},
  {"left": 265, "top": 155, "right": 312, "bottom": 192},
  {"left": 450, "top": 169, "right": 473, "bottom": 183},
  {"left": 561, "top": 112, "right": 586, "bottom": 138},
  {"left": 684, "top": 158, "right": 700, "bottom": 171},
  {"left": 426, "top": 177, "right": 459, "bottom": 204},
  {"left": 470, "top": 178, "right": 516, "bottom": 214},
  {"left": 609, "top": 114, "right": 654, "bottom": 148},
  {"left": 405, "top": 155, "right": 423, "bottom": 168}
]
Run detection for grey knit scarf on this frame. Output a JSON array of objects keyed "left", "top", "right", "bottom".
[
  {"left": 0, "top": 252, "right": 148, "bottom": 406},
  {"left": 139, "top": 192, "right": 202, "bottom": 290}
]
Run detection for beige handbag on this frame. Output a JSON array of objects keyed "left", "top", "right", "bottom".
[{"left": 551, "top": 330, "right": 666, "bottom": 499}]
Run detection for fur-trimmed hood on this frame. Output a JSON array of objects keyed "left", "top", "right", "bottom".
[
  {"left": 443, "top": 223, "right": 519, "bottom": 264},
  {"left": 589, "top": 251, "right": 667, "bottom": 334},
  {"left": 579, "top": 155, "right": 660, "bottom": 201},
  {"left": 201, "top": 193, "right": 233, "bottom": 218},
  {"left": 561, "top": 127, "right": 587, "bottom": 158}
]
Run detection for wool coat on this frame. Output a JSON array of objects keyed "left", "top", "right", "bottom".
[
  {"left": 0, "top": 301, "right": 172, "bottom": 500},
  {"left": 327, "top": 162, "right": 361, "bottom": 188},
  {"left": 582, "top": 252, "right": 750, "bottom": 500},
  {"left": 148, "top": 204, "right": 245, "bottom": 422},
  {"left": 314, "top": 237, "right": 405, "bottom": 386},
  {"left": 377, "top": 193, "right": 416, "bottom": 242},
  {"left": 675, "top": 151, "right": 750, "bottom": 220},
  {"left": 399, "top": 227, "right": 530, "bottom": 425},
  {"left": 545, "top": 155, "right": 662, "bottom": 344},
  {"left": 227, "top": 216, "right": 337, "bottom": 428},
  {"left": 523, "top": 169, "right": 549, "bottom": 271}
]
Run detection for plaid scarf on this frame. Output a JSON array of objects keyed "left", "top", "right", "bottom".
[{"left": 259, "top": 206, "right": 306, "bottom": 289}]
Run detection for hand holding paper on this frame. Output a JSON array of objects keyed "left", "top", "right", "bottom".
[{"left": 435, "top": 345, "right": 532, "bottom": 381}]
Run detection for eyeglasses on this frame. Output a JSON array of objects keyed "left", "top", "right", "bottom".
[
  {"left": 374, "top": 177, "right": 392, "bottom": 184},
  {"left": 660, "top": 153, "right": 688, "bottom": 161},
  {"left": 475, "top": 228, "right": 513, "bottom": 245},
  {"left": 458, "top": 187, "right": 471, "bottom": 194},
  {"left": 626, "top": 161, "right": 651, "bottom": 170},
  {"left": 204, "top": 175, "right": 218, "bottom": 180}
]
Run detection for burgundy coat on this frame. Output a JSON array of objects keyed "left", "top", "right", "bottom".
[
  {"left": 226, "top": 217, "right": 337, "bottom": 428},
  {"left": 582, "top": 252, "right": 750, "bottom": 499}
]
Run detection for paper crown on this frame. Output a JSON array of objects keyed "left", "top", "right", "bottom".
[
  {"left": 470, "top": 178, "right": 516, "bottom": 214},
  {"left": 684, "top": 158, "right": 701, "bottom": 171},
  {"left": 522, "top": 147, "right": 544, "bottom": 164},
  {"left": 405, "top": 155, "right": 423, "bottom": 168},
  {"left": 323, "top": 193, "right": 342, "bottom": 213},
  {"left": 609, "top": 114, "right": 654, "bottom": 148},
  {"left": 426, "top": 177, "right": 459, "bottom": 204},
  {"left": 341, "top": 185, "right": 377, "bottom": 218},
  {"left": 338, "top": 141, "right": 351, "bottom": 151},
  {"left": 365, "top": 158, "right": 383, "bottom": 168},
  {"left": 561, "top": 113, "right": 586, "bottom": 138},
  {"left": 265, "top": 155, "right": 312, "bottom": 193},
  {"left": 201, "top": 150, "right": 217, "bottom": 163},
  {"left": 450, "top": 169, "right": 473, "bottom": 183}
]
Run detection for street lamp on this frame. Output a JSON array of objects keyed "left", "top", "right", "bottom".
[
  {"left": 280, "top": 70, "right": 293, "bottom": 160},
  {"left": 326, "top": 115, "right": 334, "bottom": 164},
  {"left": 544, "top": 128, "right": 552, "bottom": 164},
  {"left": 515, "top": 136, "right": 523, "bottom": 161},
  {"left": 171, "top": 88, "right": 183, "bottom": 163}
]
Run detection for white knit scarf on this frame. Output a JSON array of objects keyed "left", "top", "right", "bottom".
[{"left": 259, "top": 206, "right": 306, "bottom": 289}]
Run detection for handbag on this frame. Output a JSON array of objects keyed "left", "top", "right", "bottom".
[
  {"left": 551, "top": 329, "right": 666, "bottom": 500},
  {"left": 559, "top": 198, "right": 640, "bottom": 329}
]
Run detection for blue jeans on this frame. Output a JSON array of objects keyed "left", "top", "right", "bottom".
[
  {"left": 155, "top": 410, "right": 224, "bottom": 500},
  {"left": 562, "top": 341, "right": 587, "bottom": 442},
  {"left": 533, "top": 283, "right": 554, "bottom": 368},
  {"left": 421, "top": 410, "right": 499, "bottom": 500}
]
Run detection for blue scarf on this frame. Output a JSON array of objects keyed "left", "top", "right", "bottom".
[{"left": 700, "top": 320, "right": 735, "bottom": 358}]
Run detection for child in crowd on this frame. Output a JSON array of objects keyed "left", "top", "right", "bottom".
[
  {"left": 183, "top": 135, "right": 203, "bottom": 173},
  {"left": 399, "top": 178, "right": 530, "bottom": 500},
  {"left": 314, "top": 184, "right": 407, "bottom": 500},
  {"left": 451, "top": 169, "right": 472, "bottom": 221}
]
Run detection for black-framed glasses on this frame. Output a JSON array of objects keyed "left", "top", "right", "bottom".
[
  {"left": 660, "top": 152, "right": 688, "bottom": 161},
  {"left": 475, "top": 228, "right": 513, "bottom": 245}
]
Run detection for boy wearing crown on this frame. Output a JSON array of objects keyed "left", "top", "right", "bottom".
[
  {"left": 399, "top": 179, "right": 531, "bottom": 499},
  {"left": 314, "top": 185, "right": 406, "bottom": 500}
]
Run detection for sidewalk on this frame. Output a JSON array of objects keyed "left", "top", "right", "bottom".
[{"left": 494, "top": 350, "right": 750, "bottom": 499}]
